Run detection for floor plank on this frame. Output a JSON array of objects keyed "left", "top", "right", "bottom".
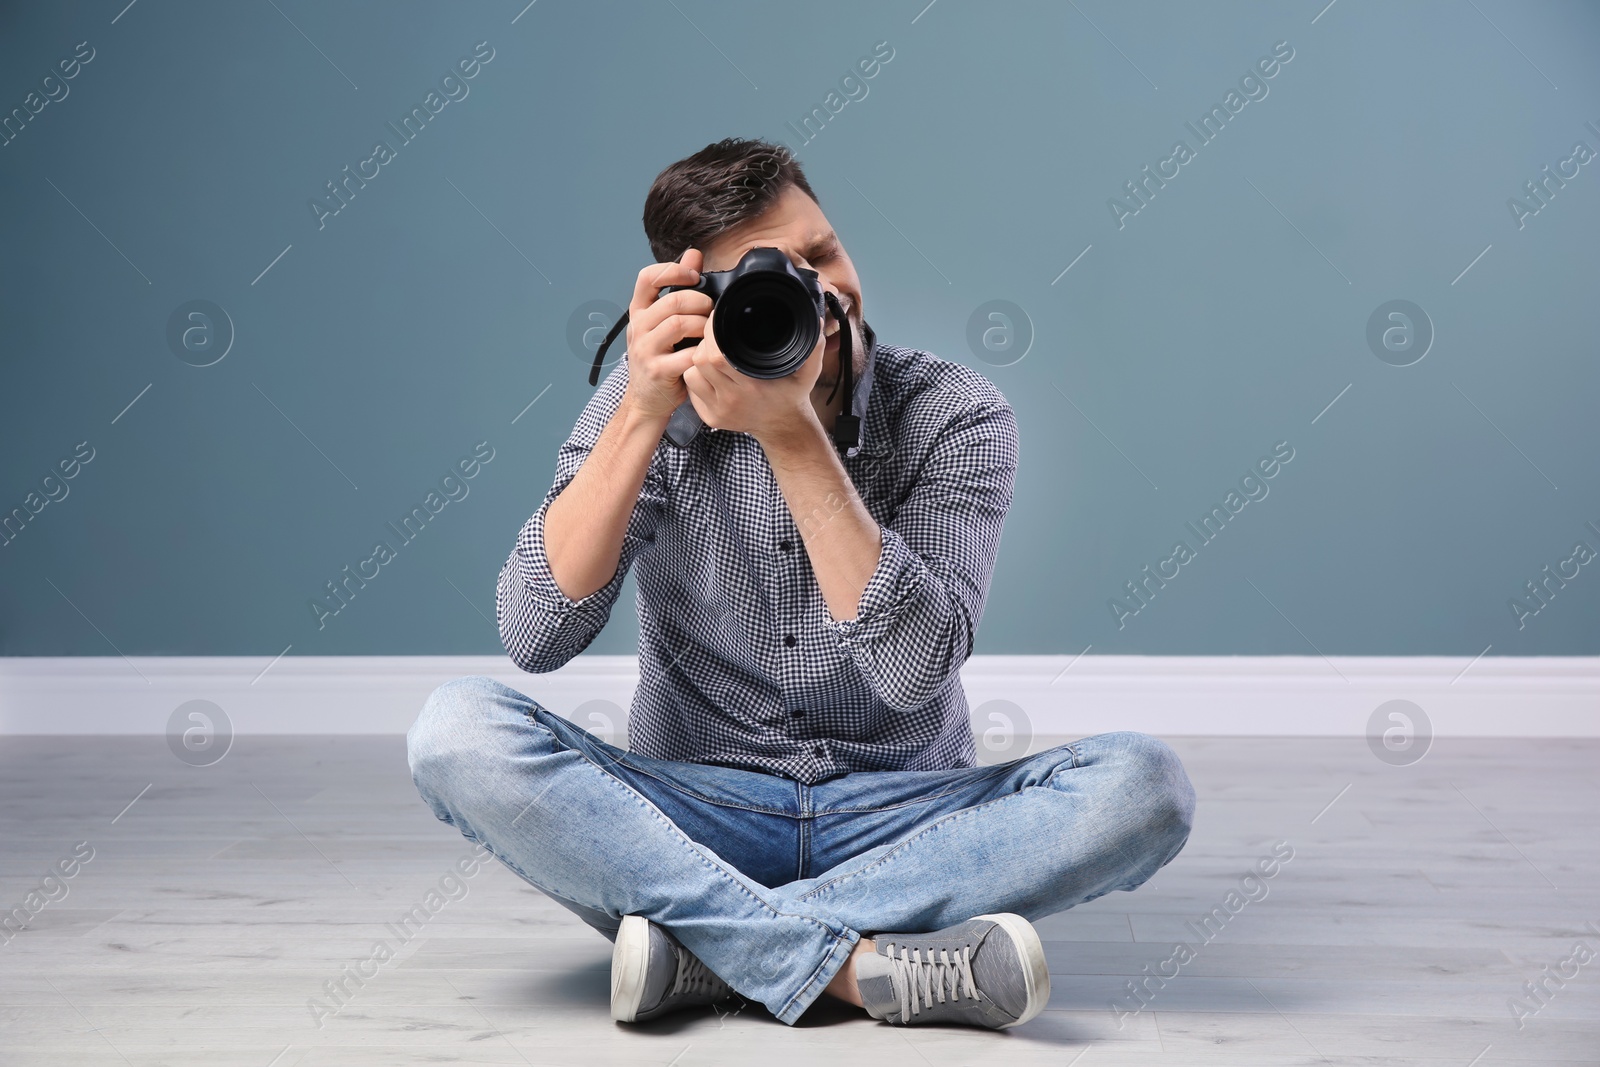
[{"left": 1, "top": 734, "right": 1596, "bottom": 1064}]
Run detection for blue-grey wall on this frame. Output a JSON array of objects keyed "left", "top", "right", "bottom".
[{"left": 2, "top": 0, "right": 1596, "bottom": 658}]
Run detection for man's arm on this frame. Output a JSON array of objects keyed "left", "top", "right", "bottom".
[
  {"left": 496, "top": 366, "right": 670, "bottom": 673},
  {"left": 759, "top": 416, "right": 882, "bottom": 624},
  {"left": 762, "top": 396, "right": 1019, "bottom": 712},
  {"left": 499, "top": 251, "right": 706, "bottom": 673},
  {"left": 544, "top": 393, "right": 671, "bottom": 602}
]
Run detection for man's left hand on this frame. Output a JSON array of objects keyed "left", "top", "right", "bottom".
[{"left": 682, "top": 314, "right": 826, "bottom": 445}]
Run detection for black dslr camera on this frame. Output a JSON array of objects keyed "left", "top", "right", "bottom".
[
  {"left": 587, "top": 246, "right": 859, "bottom": 450},
  {"left": 661, "top": 245, "right": 827, "bottom": 379}
]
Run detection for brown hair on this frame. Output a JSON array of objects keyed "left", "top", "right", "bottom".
[{"left": 642, "top": 138, "right": 819, "bottom": 264}]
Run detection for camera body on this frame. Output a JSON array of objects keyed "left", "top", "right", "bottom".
[{"left": 659, "top": 246, "right": 826, "bottom": 378}]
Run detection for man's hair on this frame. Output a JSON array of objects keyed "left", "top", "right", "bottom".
[{"left": 642, "top": 138, "right": 819, "bottom": 264}]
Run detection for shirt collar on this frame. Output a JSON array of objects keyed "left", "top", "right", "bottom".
[{"left": 846, "top": 321, "right": 891, "bottom": 460}]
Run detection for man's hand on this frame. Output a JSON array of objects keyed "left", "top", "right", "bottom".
[
  {"left": 620, "top": 248, "right": 714, "bottom": 423},
  {"left": 682, "top": 308, "right": 828, "bottom": 446}
]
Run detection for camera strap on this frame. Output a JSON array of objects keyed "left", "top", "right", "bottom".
[
  {"left": 585, "top": 293, "right": 861, "bottom": 451},
  {"left": 823, "top": 291, "right": 860, "bottom": 450},
  {"left": 589, "top": 313, "right": 627, "bottom": 387}
]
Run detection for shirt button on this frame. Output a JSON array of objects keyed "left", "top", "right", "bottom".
[
  {"left": 784, "top": 634, "right": 797, "bottom": 647},
  {"left": 810, "top": 744, "right": 824, "bottom": 756},
  {"left": 791, "top": 709, "right": 805, "bottom": 718},
  {"left": 779, "top": 539, "right": 794, "bottom": 552}
]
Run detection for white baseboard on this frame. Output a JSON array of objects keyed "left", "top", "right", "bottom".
[{"left": 0, "top": 655, "right": 1595, "bottom": 737}]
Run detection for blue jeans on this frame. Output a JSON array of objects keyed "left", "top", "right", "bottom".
[{"left": 406, "top": 675, "right": 1195, "bottom": 1025}]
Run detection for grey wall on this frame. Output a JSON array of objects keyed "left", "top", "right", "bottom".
[{"left": 2, "top": 0, "right": 1596, "bottom": 658}]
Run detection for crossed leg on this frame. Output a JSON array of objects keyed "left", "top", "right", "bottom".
[{"left": 406, "top": 676, "right": 1195, "bottom": 1025}]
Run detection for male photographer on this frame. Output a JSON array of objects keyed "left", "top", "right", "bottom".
[{"left": 407, "top": 138, "right": 1195, "bottom": 1031}]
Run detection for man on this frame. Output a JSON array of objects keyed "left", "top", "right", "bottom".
[{"left": 407, "top": 138, "right": 1195, "bottom": 1031}]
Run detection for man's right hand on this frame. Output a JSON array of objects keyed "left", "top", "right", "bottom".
[{"left": 621, "top": 248, "right": 714, "bottom": 423}]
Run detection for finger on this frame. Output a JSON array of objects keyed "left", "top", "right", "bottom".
[
  {"left": 631, "top": 251, "right": 697, "bottom": 311},
  {"left": 646, "top": 312, "right": 710, "bottom": 355},
  {"left": 695, "top": 344, "right": 736, "bottom": 386},
  {"left": 658, "top": 348, "right": 698, "bottom": 379},
  {"left": 684, "top": 362, "right": 718, "bottom": 402},
  {"left": 631, "top": 288, "right": 714, "bottom": 340},
  {"left": 629, "top": 248, "right": 703, "bottom": 316},
  {"left": 628, "top": 305, "right": 707, "bottom": 369},
  {"left": 650, "top": 337, "right": 702, "bottom": 380}
]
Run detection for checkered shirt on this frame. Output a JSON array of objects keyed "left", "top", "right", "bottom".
[{"left": 497, "top": 324, "right": 1019, "bottom": 783}]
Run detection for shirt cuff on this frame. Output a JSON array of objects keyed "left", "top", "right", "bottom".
[{"left": 823, "top": 523, "right": 927, "bottom": 645}]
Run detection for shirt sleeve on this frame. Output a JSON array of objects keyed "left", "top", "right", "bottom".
[
  {"left": 496, "top": 362, "right": 669, "bottom": 673},
  {"left": 821, "top": 398, "right": 1019, "bottom": 712}
]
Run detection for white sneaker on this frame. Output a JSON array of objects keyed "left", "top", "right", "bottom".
[{"left": 611, "top": 914, "right": 738, "bottom": 1023}]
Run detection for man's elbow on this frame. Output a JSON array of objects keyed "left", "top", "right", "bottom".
[
  {"left": 874, "top": 622, "right": 970, "bottom": 712},
  {"left": 501, "top": 633, "right": 557, "bottom": 675},
  {"left": 497, "top": 596, "right": 598, "bottom": 675},
  {"left": 876, "top": 667, "right": 960, "bottom": 713},
  {"left": 500, "top": 625, "right": 587, "bottom": 675},
  {"left": 499, "top": 617, "right": 550, "bottom": 674}
]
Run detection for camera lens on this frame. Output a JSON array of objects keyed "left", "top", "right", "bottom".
[
  {"left": 715, "top": 274, "right": 819, "bottom": 377},
  {"left": 734, "top": 295, "right": 795, "bottom": 356}
]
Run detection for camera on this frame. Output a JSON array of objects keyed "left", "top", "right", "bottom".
[
  {"left": 660, "top": 246, "right": 826, "bottom": 378},
  {"left": 584, "top": 244, "right": 858, "bottom": 451}
]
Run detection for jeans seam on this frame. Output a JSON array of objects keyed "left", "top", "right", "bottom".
[
  {"left": 775, "top": 927, "right": 860, "bottom": 1025},
  {"left": 794, "top": 792, "right": 1018, "bottom": 903},
  {"left": 521, "top": 706, "right": 849, "bottom": 946},
  {"left": 807, "top": 761, "right": 1017, "bottom": 817},
  {"left": 796, "top": 781, "right": 811, "bottom": 882},
  {"left": 603, "top": 753, "right": 800, "bottom": 817}
]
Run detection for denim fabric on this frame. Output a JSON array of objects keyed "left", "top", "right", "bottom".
[{"left": 407, "top": 675, "right": 1195, "bottom": 1025}]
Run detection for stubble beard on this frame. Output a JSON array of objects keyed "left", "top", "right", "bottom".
[{"left": 817, "top": 310, "right": 863, "bottom": 393}]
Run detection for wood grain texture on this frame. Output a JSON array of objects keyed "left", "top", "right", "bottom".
[{"left": 1, "top": 734, "right": 1596, "bottom": 1065}]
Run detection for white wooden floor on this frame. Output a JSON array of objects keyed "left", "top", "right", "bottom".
[{"left": 1, "top": 733, "right": 1596, "bottom": 1065}]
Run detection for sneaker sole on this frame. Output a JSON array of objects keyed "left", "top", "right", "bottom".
[
  {"left": 611, "top": 914, "right": 652, "bottom": 1023},
  {"left": 972, "top": 912, "right": 1051, "bottom": 1028}
]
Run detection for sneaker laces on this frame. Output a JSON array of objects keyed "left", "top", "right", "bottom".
[
  {"left": 670, "top": 941, "right": 730, "bottom": 999},
  {"left": 880, "top": 940, "right": 980, "bottom": 1019}
]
